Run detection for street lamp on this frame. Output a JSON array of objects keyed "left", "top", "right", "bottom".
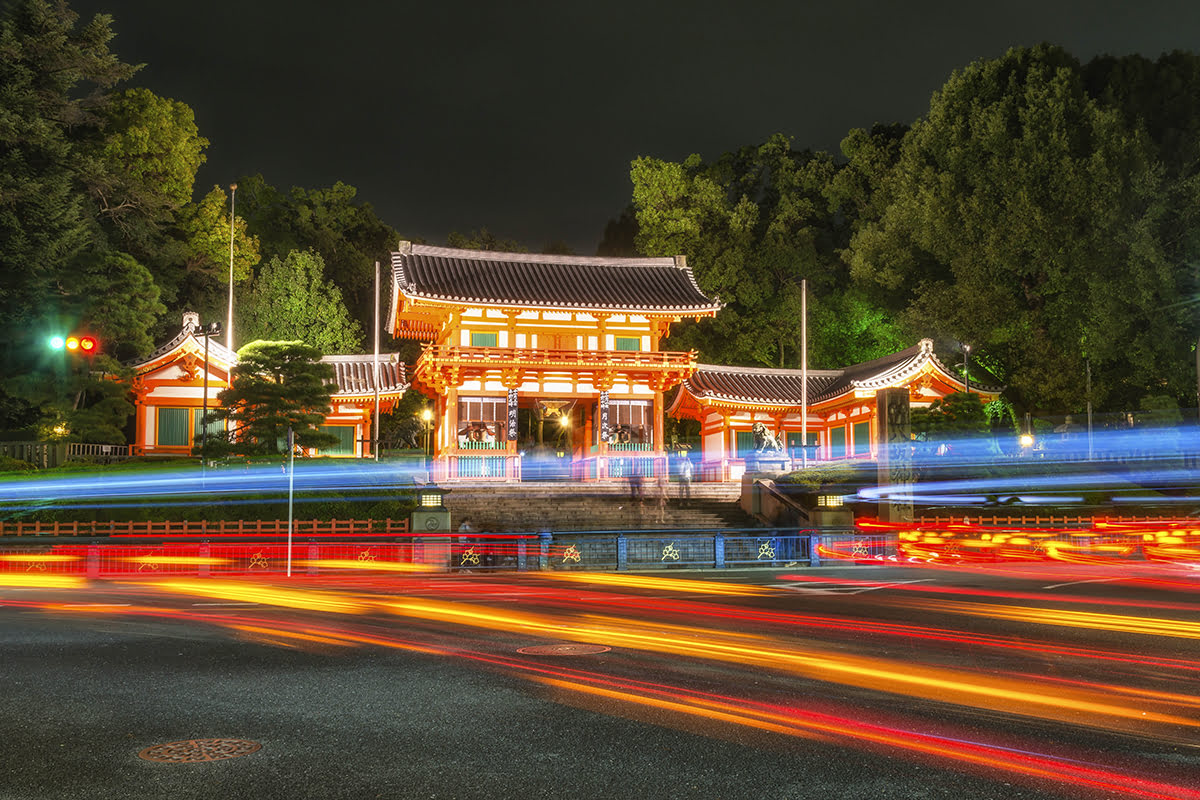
[
  {"left": 962, "top": 343, "right": 971, "bottom": 395},
  {"left": 226, "top": 183, "right": 237, "bottom": 351},
  {"left": 193, "top": 321, "right": 223, "bottom": 461},
  {"left": 421, "top": 407, "right": 433, "bottom": 462}
]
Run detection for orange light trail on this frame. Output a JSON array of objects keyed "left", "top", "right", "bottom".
[
  {"left": 0, "top": 574, "right": 86, "bottom": 588},
  {"left": 894, "top": 597, "right": 1200, "bottom": 640},
  {"left": 379, "top": 597, "right": 1200, "bottom": 736},
  {"left": 531, "top": 675, "right": 1200, "bottom": 800},
  {"left": 136, "top": 579, "right": 368, "bottom": 614},
  {"left": 540, "top": 572, "right": 772, "bottom": 596}
]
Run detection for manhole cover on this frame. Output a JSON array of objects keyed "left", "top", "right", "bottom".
[
  {"left": 518, "top": 643, "right": 611, "bottom": 656},
  {"left": 138, "top": 738, "right": 261, "bottom": 763}
]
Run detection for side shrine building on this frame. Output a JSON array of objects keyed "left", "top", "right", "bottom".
[
  {"left": 388, "top": 242, "right": 722, "bottom": 480},
  {"left": 668, "top": 339, "right": 1000, "bottom": 481},
  {"left": 128, "top": 313, "right": 408, "bottom": 458}
]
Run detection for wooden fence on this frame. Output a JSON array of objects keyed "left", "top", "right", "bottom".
[{"left": 0, "top": 518, "right": 410, "bottom": 538}]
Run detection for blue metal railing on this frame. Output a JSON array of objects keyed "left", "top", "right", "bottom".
[{"left": 447, "top": 528, "right": 894, "bottom": 571}]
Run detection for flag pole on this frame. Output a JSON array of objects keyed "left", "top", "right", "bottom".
[
  {"left": 801, "top": 278, "right": 808, "bottom": 470},
  {"left": 373, "top": 260, "right": 381, "bottom": 461}
]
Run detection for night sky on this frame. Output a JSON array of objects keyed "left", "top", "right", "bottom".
[{"left": 69, "top": 1, "right": 1200, "bottom": 254}]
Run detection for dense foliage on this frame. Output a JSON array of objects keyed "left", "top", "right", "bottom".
[{"left": 630, "top": 45, "right": 1200, "bottom": 416}]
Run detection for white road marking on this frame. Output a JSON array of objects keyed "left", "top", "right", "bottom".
[
  {"left": 1043, "top": 578, "right": 1128, "bottom": 589},
  {"left": 772, "top": 579, "right": 933, "bottom": 595}
]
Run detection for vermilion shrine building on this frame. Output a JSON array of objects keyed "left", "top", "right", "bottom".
[
  {"left": 129, "top": 313, "right": 408, "bottom": 458},
  {"left": 387, "top": 242, "right": 721, "bottom": 480},
  {"left": 125, "top": 247, "right": 996, "bottom": 479},
  {"left": 669, "top": 339, "right": 999, "bottom": 481}
]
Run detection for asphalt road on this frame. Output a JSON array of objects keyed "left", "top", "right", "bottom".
[{"left": 3, "top": 562, "right": 1200, "bottom": 800}]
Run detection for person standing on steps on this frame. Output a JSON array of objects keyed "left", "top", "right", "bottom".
[{"left": 677, "top": 454, "right": 693, "bottom": 508}]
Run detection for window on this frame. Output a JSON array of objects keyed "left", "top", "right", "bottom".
[
  {"left": 157, "top": 408, "right": 190, "bottom": 447},
  {"left": 735, "top": 430, "right": 756, "bottom": 458},
  {"left": 614, "top": 336, "right": 641, "bottom": 352},
  {"left": 829, "top": 426, "right": 847, "bottom": 458},
  {"left": 457, "top": 396, "right": 507, "bottom": 444},
  {"left": 470, "top": 332, "right": 498, "bottom": 347},
  {"left": 853, "top": 421, "right": 871, "bottom": 456},
  {"left": 319, "top": 425, "right": 355, "bottom": 455},
  {"left": 193, "top": 412, "right": 224, "bottom": 441},
  {"left": 605, "top": 399, "right": 652, "bottom": 445},
  {"left": 786, "top": 431, "right": 819, "bottom": 459}
]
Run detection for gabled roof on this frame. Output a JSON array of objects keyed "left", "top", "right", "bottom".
[
  {"left": 130, "top": 313, "right": 409, "bottom": 399},
  {"left": 321, "top": 354, "right": 408, "bottom": 399},
  {"left": 389, "top": 241, "right": 723, "bottom": 316},
  {"left": 672, "top": 339, "right": 1000, "bottom": 413},
  {"left": 129, "top": 313, "right": 237, "bottom": 374}
]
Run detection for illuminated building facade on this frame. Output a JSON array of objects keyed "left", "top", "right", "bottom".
[
  {"left": 387, "top": 242, "right": 722, "bottom": 480},
  {"left": 129, "top": 313, "right": 408, "bottom": 457},
  {"left": 669, "top": 339, "right": 1000, "bottom": 481}
]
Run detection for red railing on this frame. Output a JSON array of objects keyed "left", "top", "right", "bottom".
[{"left": 0, "top": 518, "right": 409, "bottom": 538}]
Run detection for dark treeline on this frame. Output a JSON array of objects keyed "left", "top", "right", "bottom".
[
  {"left": 617, "top": 45, "right": 1200, "bottom": 425},
  {"left": 2, "top": 1, "right": 1198, "bottom": 445}
]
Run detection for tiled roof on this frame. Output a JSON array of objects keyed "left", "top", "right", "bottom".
[
  {"left": 678, "top": 340, "right": 993, "bottom": 407},
  {"left": 390, "top": 242, "right": 722, "bottom": 313},
  {"left": 684, "top": 364, "right": 845, "bottom": 406},
  {"left": 129, "top": 314, "right": 237, "bottom": 371},
  {"left": 321, "top": 354, "right": 408, "bottom": 397}
]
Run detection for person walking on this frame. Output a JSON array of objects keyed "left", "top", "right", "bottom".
[{"left": 678, "top": 455, "right": 693, "bottom": 507}]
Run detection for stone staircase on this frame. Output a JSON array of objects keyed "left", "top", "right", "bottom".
[{"left": 438, "top": 481, "right": 762, "bottom": 533}]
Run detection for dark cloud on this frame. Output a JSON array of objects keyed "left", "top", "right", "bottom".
[{"left": 69, "top": 0, "right": 1200, "bottom": 253}]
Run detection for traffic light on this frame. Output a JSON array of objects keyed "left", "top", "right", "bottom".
[{"left": 49, "top": 334, "right": 99, "bottom": 355}]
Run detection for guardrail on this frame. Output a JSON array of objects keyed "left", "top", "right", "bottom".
[{"left": 0, "top": 529, "right": 889, "bottom": 578}]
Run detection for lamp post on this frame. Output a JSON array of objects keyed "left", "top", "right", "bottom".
[
  {"left": 962, "top": 343, "right": 971, "bottom": 395},
  {"left": 421, "top": 407, "right": 433, "bottom": 464},
  {"left": 193, "top": 321, "right": 223, "bottom": 462},
  {"left": 225, "top": 182, "right": 237, "bottom": 351}
]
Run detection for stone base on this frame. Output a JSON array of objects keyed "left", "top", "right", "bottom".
[{"left": 745, "top": 456, "right": 790, "bottom": 474}]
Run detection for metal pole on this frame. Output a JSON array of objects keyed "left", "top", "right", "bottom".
[
  {"left": 201, "top": 326, "right": 211, "bottom": 461},
  {"left": 1086, "top": 357, "right": 1093, "bottom": 460},
  {"left": 226, "top": 183, "right": 237, "bottom": 351},
  {"left": 286, "top": 425, "right": 295, "bottom": 577},
  {"left": 373, "top": 260, "right": 380, "bottom": 461},
  {"left": 801, "top": 278, "right": 807, "bottom": 469},
  {"left": 963, "top": 344, "right": 971, "bottom": 396}
]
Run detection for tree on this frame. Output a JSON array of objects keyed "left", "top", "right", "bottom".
[
  {"left": 84, "top": 87, "right": 208, "bottom": 277},
  {"left": 631, "top": 134, "right": 899, "bottom": 369},
  {"left": 207, "top": 340, "right": 338, "bottom": 457},
  {"left": 174, "top": 185, "right": 260, "bottom": 327},
  {"left": 70, "top": 249, "right": 167, "bottom": 361},
  {"left": 179, "top": 185, "right": 260, "bottom": 281},
  {"left": 234, "top": 176, "right": 398, "bottom": 329},
  {"left": 0, "top": 0, "right": 136, "bottom": 375},
  {"left": 845, "top": 44, "right": 1187, "bottom": 413},
  {"left": 446, "top": 228, "right": 528, "bottom": 252},
  {"left": 238, "top": 250, "right": 364, "bottom": 354}
]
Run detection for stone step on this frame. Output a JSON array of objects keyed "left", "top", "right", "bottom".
[{"left": 437, "top": 481, "right": 758, "bottom": 533}]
